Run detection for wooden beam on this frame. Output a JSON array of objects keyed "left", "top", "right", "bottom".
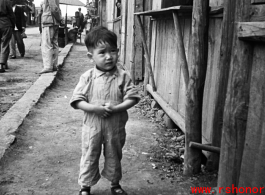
[
  {"left": 136, "top": 15, "right": 156, "bottom": 91},
  {"left": 251, "top": 0, "right": 265, "bottom": 4},
  {"left": 172, "top": 11, "right": 189, "bottom": 88},
  {"left": 207, "top": 0, "right": 236, "bottom": 172},
  {"left": 238, "top": 22, "right": 265, "bottom": 42},
  {"left": 134, "top": 0, "right": 144, "bottom": 81},
  {"left": 189, "top": 142, "right": 220, "bottom": 153},
  {"left": 183, "top": 0, "right": 209, "bottom": 176},
  {"left": 218, "top": 1, "right": 253, "bottom": 193},
  {"left": 146, "top": 84, "right": 185, "bottom": 132}
]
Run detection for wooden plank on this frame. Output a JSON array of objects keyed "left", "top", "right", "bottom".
[
  {"left": 203, "top": 18, "right": 223, "bottom": 170},
  {"left": 150, "top": 20, "right": 157, "bottom": 80},
  {"left": 152, "top": 0, "right": 163, "bottom": 9},
  {"left": 184, "top": 0, "right": 209, "bottom": 176},
  {"left": 173, "top": 11, "right": 189, "bottom": 88},
  {"left": 217, "top": 0, "right": 254, "bottom": 193},
  {"left": 238, "top": 44, "right": 265, "bottom": 189},
  {"left": 146, "top": 84, "right": 185, "bottom": 132},
  {"left": 136, "top": 15, "right": 156, "bottom": 91},
  {"left": 251, "top": 0, "right": 265, "bottom": 4},
  {"left": 125, "top": 0, "right": 135, "bottom": 71},
  {"left": 250, "top": 4, "right": 265, "bottom": 21},
  {"left": 134, "top": 0, "right": 144, "bottom": 81},
  {"left": 119, "top": 0, "right": 128, "bottom": 66},
  {"left": 162, "top": 0, "right": 193, "bottom": 8},
  {"left": 134, "top": 6, "right": 193, "bottom": 16},
  {"left": 143, "top": 0, "right": 152, "bottom": 95},
  {"left": 210, "top": 0, "right": 224, "bottom": 7},
  {"left": 238, "top": 22, "right": 265, "bottom": 42}
]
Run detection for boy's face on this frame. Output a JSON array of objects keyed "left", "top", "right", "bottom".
[{"left": 88, "top": 42, "right": 119, "bottom": 71}]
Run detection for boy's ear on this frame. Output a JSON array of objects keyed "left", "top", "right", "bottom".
[{"left": 87, "top": 52, "right": 93, "bottom": 59}]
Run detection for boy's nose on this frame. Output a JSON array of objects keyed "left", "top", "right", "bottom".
[{"left": 105, "top": 53, "right": 112, "bottom": 59}]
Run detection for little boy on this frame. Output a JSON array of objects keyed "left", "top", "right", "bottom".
[{"left": 70, "top": 26, "right": 140, "bottom": 195}]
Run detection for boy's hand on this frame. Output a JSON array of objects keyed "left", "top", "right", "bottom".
[
  {"left": 94, "top": 105, "right": 112, "bottom": 118},
  {"left": 104, "top": 102, "right": 116, "bottom": 112}
]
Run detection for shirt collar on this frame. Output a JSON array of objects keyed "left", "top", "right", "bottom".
[{"left": 93, "top": 66, "right": 118, "bottom": 78}]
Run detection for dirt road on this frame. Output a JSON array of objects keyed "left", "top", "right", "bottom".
[{"left": 0, "top": 40, "right": 216, "bottom": 195}]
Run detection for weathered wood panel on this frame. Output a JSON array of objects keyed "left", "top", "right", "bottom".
[
  {"left": 178, "top": 18, "right": 191, "bottom": 117},
  {"left": 124, "top": 0, "right": 135, "bottom": 72},
  {"left": 250, "top": 4, "right": 265, "bottom": 21},
  {"left": 99, "top": 0, "right": 107, "bottom": 26},
  {"left": 152, "top": 0, "right": 162, "bottom": 9},
  {"left": 238, "top": 44, "right": 265, "bottom": 189},
  {"left": 134, "top": 0, "right": 144, "bottom": 81},
  {"left": 251, "top": 0, "right": 265, "bottom": 4},
  {"left": 210, "top": 0, "right": 224, "bottom": 7},
  {"left": 151, "top": 17, "right": 191, "bottom": 126},
  {"left": 119, "top": 0, "right": 128, "bottom": 65},
  {"left": 106, "top": 0, "right": 115, "bottom": 30},
  {"left": 218, "top": 0, "right": 253, "bottom": 192},
  {"left": 202, "top": 18, "right": 223, "bottom": 146},
  {"left": 113, "top": 18, "right": 121, "bottom": 49}
]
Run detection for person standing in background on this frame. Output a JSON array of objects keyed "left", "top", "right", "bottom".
[
  {"left": 9, "top": 2, "right": 26, "bottom": 59},
  {"left": 40, "top": 0, "right": 62, "bottom": 74},
  {"left": 0, "top": 0, "right": 15, "bottom": 73}
]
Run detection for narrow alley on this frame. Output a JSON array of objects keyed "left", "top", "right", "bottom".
[{"left": 0, "top": 42, "right": 196, "bottom": 195}]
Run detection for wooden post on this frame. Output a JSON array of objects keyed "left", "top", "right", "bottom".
[
  {"left": 207, "top": 0, "right": 237, "bottom": 171},
  {"left": 143, "top": 17, "right": 152, "bottom": 95},
  {"left": 218, "top": 0, "right": 253, "bottom": 193},
  {"left": 183, "top": 0, "right": 209, "bottom": 176},
  {"left": 172, "top": 11, "right": 189, "bottom": 88},
  {"left": 136, "top": 15, "right": 156, "bottom": 91},
  {"left": 143, "top": 0, "right": 153, "bottom": 95}
]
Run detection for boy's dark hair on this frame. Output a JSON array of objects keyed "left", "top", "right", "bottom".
[{"left": 85, "top": 26, "right": 117, "bottom": 51}]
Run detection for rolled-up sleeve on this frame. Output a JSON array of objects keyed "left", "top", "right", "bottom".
[
  {"left": 123, "top": 73, "right": 141, "bottom": 103},
  {"left": 70, "top": 75, "right": 89, "bottom": 109}
]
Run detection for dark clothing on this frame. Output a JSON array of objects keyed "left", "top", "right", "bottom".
[
  {"left": 0, "top": 0, "right": 15, "bottom": 29},
  {"left": 13, "top": 5, "right": 26, "bottom": 31},
  {"left": 10, "top": 31, "right": 25, "bottom": 57},
  {"left": 9, "top": 5, "right": 26, "bottom": 57},
  {"left": 0, "top": 0, "right": 15, "bottom": 65},
  {"left": 0, "top": 27, "right": 12, "bottom": 64}
]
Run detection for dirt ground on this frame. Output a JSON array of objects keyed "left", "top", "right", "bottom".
[
  {"left": 0, "top": 27, "right": 45, "bottom": 119},
  {"left": 0, "top": 41, "right": 217, "bottom": 195}
]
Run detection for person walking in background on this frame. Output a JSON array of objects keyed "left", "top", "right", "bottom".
[
  {"left": 84, "top": 14, "right": 92, "bottom": 34},
  {"left": 70, "top": 26, "right": 140, "bottom": 195},
  {"left": 9, "top": 2, "right": 26, "bottom": 59},
  {"left": 0, "top": 0, "right": 15, "bottom": 73},
  {"left": 40, "top": 0, "right": 62, "bottom": 74}
]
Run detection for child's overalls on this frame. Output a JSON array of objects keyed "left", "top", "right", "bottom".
[{"left": 77, "top": 68, "right": 130, "bottom": 187}]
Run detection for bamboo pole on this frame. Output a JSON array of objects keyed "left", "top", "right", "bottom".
[
  {"left": 183, "top": 0, "right": 209, "bottom": 176},
  {"left": 136, "top": 15, "right": 156, "bottom": 91},
  {"left": 172, "top": 11, "right": 189, "bottom": 88}
]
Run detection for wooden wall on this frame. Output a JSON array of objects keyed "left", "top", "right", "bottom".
[
  {"left": 150, "top": 15, "right": 223, "bottom": 144},
  {"left": 150, "top": 17, "right": 191, "bottom": 119}
]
